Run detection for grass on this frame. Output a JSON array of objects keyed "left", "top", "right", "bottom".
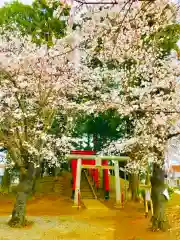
[
  {"left": 0, "top": 176, "right": 61, "bottom": 202},
  {"left": 168, "top": 192, "right": 180, "bottom": 207}
]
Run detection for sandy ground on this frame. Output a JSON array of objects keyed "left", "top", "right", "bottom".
[
  {"left": 0, "top": 215, "right": 114, "bottom": 240},
  {"left": 0, "top": 194, "right": 173, "bottom": 240},
  {"left": 0, "top": 172, "right": 177, "bottom": 240}
]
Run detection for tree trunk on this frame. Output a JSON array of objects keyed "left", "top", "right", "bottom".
[
  {"left": 128, "top": 173, "right": 139, "bottom": 201},
  {"left": 93, "top": 134, "right": 98, "bottom": 151},
  {"left": 8, "top": 163, "right": 35, "bottom": 228},
  {"left": 87, "top": 133, "right": 90, "bottom": 148},
  {"left": 32, "top": 166, "right": 41, "bottom": 195},
  {"left": 1, "top": 169, "right": 11, "bottom": 193},
  {"left": 40, "top": 161, "right": 45, "bottom": 178},
  {"left": 151, "top": 163, "right": 169, "bottom": 231}
]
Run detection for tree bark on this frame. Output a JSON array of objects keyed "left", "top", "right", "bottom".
[
  {"left": 40, "top": 161, "right": 45, "bottom": 178},
  {"left": 151, "top": 163, "right": 169, "bottom": 231},
  {"left": 32, "top": 166, "right": 41, "bottom": 195},
  {"left": 93, "top": 134, "right": 98, "bottom": 151},
  {"left": 8, "top": 162, "right": 35, "bottom": 228},
  {"left": 128, "top": 173, "right": 139, "bottom": 201},
  {"left": 1, "top": 169, "right": 11, "bottom": 193}
]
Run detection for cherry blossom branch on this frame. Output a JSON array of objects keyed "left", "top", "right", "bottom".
[
  {"left": 0, "top": 68, "right": 29, "bottom": 141},
  {"left": 167, "top": 132, "right": 180, "bottom": 140},
  {"left": 74, "top": 0, "right": 118, "bottom": 4},
  {"left": 74, "top": 0, "right": 155, "bottom": 4},
  {"left": 111, "top": 0, "right": 134, "bottom": 55},
  {"left": 104, "top": 100, "right": 180, "bottom": 115},
  {"left": 134, "top": 109, "right": 180, "bottom": 114}
]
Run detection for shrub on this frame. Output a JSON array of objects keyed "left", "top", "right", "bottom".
[{"left": 167, "top": 186, "right": 174, "bottom": 198}]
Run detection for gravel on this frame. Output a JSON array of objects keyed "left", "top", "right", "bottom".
[{"left": 0, "top": 216, "right": 112, "bottom": 240}]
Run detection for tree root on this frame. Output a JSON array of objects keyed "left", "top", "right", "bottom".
[
  {"left": 151, "top": 216, "right": 170, "bottom": 232},
  {"left": 8, "top": 217, "right": 34, "bottom": 228}
]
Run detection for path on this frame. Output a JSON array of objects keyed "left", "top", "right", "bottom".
[
  {"left": 167, "top": 193, "right": 180, "bottom": 240},
  {"left": 82, "top": 199, "right": 109, "bottom": 210},
  {"left": 0, "top": 194, "right": 172, "bottom": 240}
]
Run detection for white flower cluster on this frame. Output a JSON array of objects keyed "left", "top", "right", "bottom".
[
  {"left": 0, "top": 27, "right": 94, "bottom": 167},
  {"left": 75, "top": 0, "right": 180, "bottom": 172},
  {"left": 0, "top": 0, "right": 180, "bottom": 173}
]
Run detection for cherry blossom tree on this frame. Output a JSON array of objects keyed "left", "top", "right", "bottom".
[
  {"left": 0, "top": 29, "right": 90, "bottom": 226},
  {"left": 69, "top": 0, "right": 180, "bottom": 231},
  {"left": 1, "top": 0, "right": 180, "bottom": 231}
]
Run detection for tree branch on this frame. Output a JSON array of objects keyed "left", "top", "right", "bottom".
[
  {"left": 74, "top": 0, "right": 118, "bottom": 4},
  {"left": 167, "top": 132, "right": 180, "bottom": 140},
  {"left": 2, "top": 71, "right": 29, "bottom": 141},
  {"left": 74, "top": 0, "right": 154, "bottom": 4}
]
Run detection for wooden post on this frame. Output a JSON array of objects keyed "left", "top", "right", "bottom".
[
  {"left": 114, "top": 160, "right": 121, "bottom": 205},
  {"left": 103, "top": 160, "right": 110, "bottom": 199},
  {"left": 95, "top": 157, "right": 101, "bottom": 189},
  {"left": 124, "top": 170, "right": 127, "bottom": 201},
  {"left": 71, "top": 159, "right": 77, "bottom": 199},
  {"left": 74, "top": 158, "right": 82, "bottom": 206}
]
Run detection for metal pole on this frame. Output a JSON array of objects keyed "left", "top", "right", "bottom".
[
  {"left": 114, "top": 160, "right": 121, "bottom": 205},
  {"left": 74, "top": 158, "right": 82, "bottom": 206}
]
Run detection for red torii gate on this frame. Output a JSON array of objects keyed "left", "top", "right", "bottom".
[{"left": 71, "top": 150, "right": 110, "bottom": 200}]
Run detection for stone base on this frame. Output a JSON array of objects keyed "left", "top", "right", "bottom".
[
  {"left": 72, "top": 204, "right": 81, "bottom": 209},
  {"left": 114, "top": 204, "right": 123, "bottom": 209}
]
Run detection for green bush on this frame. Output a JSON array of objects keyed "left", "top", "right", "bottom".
[
  {"left": 139, "top": 188, "right": 145, "bottom": 199},
  {"left": 167, "top": 186, "right": 174, "bottom": 198}
]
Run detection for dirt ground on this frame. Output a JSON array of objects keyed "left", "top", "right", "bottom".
[{"left": 0, "top": 193, "right": 174, "bottom": 240}]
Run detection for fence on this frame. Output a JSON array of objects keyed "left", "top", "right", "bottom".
[{"left": 165, "top": 178, "right": 180, "bottom": 187}]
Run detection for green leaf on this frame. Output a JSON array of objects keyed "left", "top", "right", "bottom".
[{"left": 0, "top": 0, "right": 70, "bottom": 46}]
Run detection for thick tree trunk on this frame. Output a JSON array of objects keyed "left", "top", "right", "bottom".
[
  {"left": 151, "top": 163, "right": 169, "bottom": 231},
  {"left": 1, "top": 169, "right": 11, "bottom": 193},
  {"left": 8, "top": 163, "right": 35, "bottom": 228},
  {"left": 128, "top": 173, "right": 139, "bottom": 201}
]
